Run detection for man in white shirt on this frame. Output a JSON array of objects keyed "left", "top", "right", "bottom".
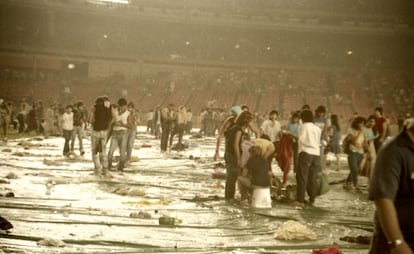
[
  {"left": 60, "top": 105, "right": 74, "bottom": 156},
  {"left": 260, "top": 110, "right": 281, "bottom": 142},
  {"left": 292, "top": 110, "right": 322, "bottom": 208}
]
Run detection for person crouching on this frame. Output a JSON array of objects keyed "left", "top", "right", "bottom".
[{"left": 241, "top": 145, "right": 272, "bottom": 208}]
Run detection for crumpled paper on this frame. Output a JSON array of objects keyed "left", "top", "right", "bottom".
[{"left": 274, "top": 220, "right": 317, "bottom": 240}]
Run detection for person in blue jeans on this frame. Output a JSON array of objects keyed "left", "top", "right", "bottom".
[
  {"left": 224, "top": 111, "right": 253, "bottom": 200},
  {"left": 344, "top": 116, "right": 367, "bottom": 191}
]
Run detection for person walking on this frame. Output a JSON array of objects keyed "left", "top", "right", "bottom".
[
  {"left": 108, "top": 98, "right": 133, "bottom": 172},
  {"left": 89, "top": 96, "right": 112, "bottom": 176},
  {"left": 60, "top": 105, "right": 74, "bottom": 156},
  {"left": 71, "top": 102, "right": 85, "bottom": 155}
]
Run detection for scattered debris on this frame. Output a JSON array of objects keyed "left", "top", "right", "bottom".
[
  {"left": 188, "top": 155, "right": 200, "bottom": 160},
  {"left": 0, "top": 216, "right": 13, "bottom": 232},
  {"left": 0, "top": 192, "right": 15, "bottom": 197},
  {"left": 37, "top": 238, "right": 65, "bottom": 247},
  {"left": 273, "top": 184, "right": 296, "bottom": 203},
  {"left": 17, "top": 141, "right": 42, "bottom": 147},
  {"left": 339, "top": 235, "right": 371, "bottom": 245},
  {"left": 312, "top": 246, "right": 343, "bottom": 254},
  {"left": 130, "top": 156, "right": 139, "bottom": 162},
  {"left": 159, "top": 216, "right": 182, "bottom": 226},
  {"left": 43, "top": 159, "right": 64, "bottom": 166},
  {"left": 274, "top": 220, "right": 317, "bottom": 240},
  {"left": 0, "top": 178, "right": 10, "bottom": 184},
  {"left": 212, "top": 171, "right": 226, "bottom": 180},
  {"left": 12, "top": 152, "right": 32, "bottom": 157},
  {"left": 182, "top": 195, "right": 221, "bottom": 202},
  {"left": 5, "top": 172, "right": 18, "bottom": 179},
  {"left": 130, "top": 211, "right": 152, "bottom": 219},
  {"left": 113, "top": 187, "right": 145, "bottom": 196}
]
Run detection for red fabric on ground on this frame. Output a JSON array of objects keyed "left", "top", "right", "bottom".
[
  {"left": 312, "top": 246, "right": 343, "bottom": 254},
  {"left": 276, "top": 133, "right": 292, "bottom": 185}
]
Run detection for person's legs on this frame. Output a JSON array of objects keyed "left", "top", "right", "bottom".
[
  {"left": 295, "top": 152, "right": 311, "bottom": 203},
  {"left": 118, "top": 131, "right": 128, "bottom": 171},
  {"left": 225, "top": 164, "right": 239, "bottom": 200},
  {"left": 63, "top": 130, "right": 71, "bottom": 155},
  {"left": 292, "top": 141, "right": 298, "bottom": 173},
  {"left": 169, "top": 127, "right": 176, "bottom": 147},
  {"left": 76, "top": 126, "right": 84, "bottom": 154},
  {"left": 160, "top": 124, "right": 170, "bottom": 151},
  {"left": 91, "top": 131, "right": 101, "bottom": 173},
  {"left": 307, "top": 155, "right": 321, "bottom": 203},
  {"left": 107, "top": 133, "right": 120, "bottom": 170},
  {"left": 17, "top": 114, "right": 25, "bottom": 133},
  {"left": 126, "top": 128, "right": 136, "bottom": 162},
  {"left": 99, "top": 131, "right": 108, "bottom": 175},
  {"left": 70, "top": 127, "right": 76, "bottom": 152},
  {"left": 177, "top": 124, "right": 185, "bottom": 149},
  {"left": 237, "top": 176, "right": 252, "bottom": 201},
  {"left": 347, "top": 152, "right": 363, "bottom": 188}
]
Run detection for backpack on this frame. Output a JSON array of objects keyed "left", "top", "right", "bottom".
[{"left": 342, "top": 134, "right": 352, "bottom": 154}]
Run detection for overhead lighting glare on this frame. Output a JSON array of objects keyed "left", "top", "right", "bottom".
[{"left": 87, "top": 0, "right": 130, "bottom": 4}]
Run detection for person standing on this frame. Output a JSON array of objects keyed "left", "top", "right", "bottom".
[
  {"left": 71, "top": 102, "right": 85, "bottom": 155},
  {"left": 108, "top": 98, "right": 132, "bottom": 171},
  {"left": 160, "top": 103, "right": 174, "bottom": 152},
  {"left": 146, "top": 109, "right": 154, "bottom": 134},
  {"left": 314, "top": 105, "right": 329, "bottom": 170},
  {"left": 329, "top": 114, "right": 342, "bottom": 171},
  {"left": 374, "top": 107, "right": 389, "bottom": 152},
  {"left": 214, "top": 106, "right": 241, "bottom": 161},
  {"left": 89, "top": 96, "right": 112, "bottom": 176},
  {"left": 260, "top": 110, "right": 281, "bottom": 143},
  {"left": 25, "top": 104, "right": 38, "bottom": 134},
  {"left": 60, "top": 105, "right": 74, "bottom": 156},
  {"left": 343, "top": 116, "right": 367, "bottom": 191},
  {"left": 361, "top": 115, "right": 378, "bottom": 179},
  {"left": 153, "top": 106, "right": 161, "bottom": 138},
  {"left": 224, "top": 111, "right": 253, "bottom": 200},
  {"left": 169, "top": 105, "right": 187, "bottom": 150},
  {"left": 186, "top": 109, "right": 192, "bottom": 134},
  {"left": 292, "top": 110, "right": 321, "bottom": 208},
  {"left": 44, "top": 103, "right": 56, "bottom": 138},
  {"left": 368, "top": 112, "right": 414, "bottom": 254},
  {"left": 0, "top": 99, "right": 10, "bottom": 142},
  {"left": 284, "top": 112, "right": 300, "bottom": 173}
]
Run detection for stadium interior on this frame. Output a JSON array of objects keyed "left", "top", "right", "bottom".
[{"left": 0, "top": 0, "right": 413, "bottom": 122}]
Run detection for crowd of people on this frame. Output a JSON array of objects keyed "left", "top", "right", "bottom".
[
  {"left": 0, "top": 94, "right": 413, "bottom": 253},
  {"left": 218, "top": 102, "right": 414, "bottom": 253}
]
